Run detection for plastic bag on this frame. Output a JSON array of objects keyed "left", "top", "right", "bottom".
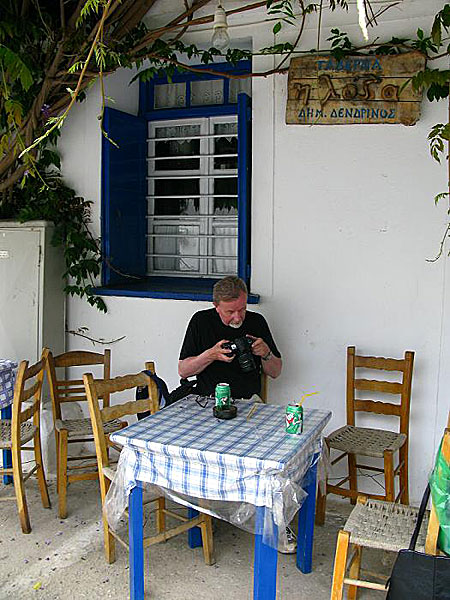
[{"left": 429, "top": 438, "right": 450, "bottom": 555}]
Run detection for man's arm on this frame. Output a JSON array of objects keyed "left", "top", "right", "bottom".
[
  {"left": 178, "top": 339, "right": 233, "bottom": 379},
  {"left": 261, "top": 353, "right": 282, "bottom": 379}
]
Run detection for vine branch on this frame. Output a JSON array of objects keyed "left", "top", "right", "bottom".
[{"left": 67, "top": 328, "right": 126, "bottom": 345}]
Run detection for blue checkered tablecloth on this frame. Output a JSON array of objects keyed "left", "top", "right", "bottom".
[
  {"left": 109, "top": 398, "right": 331, "bottom": 517},
  {"left": 0, "top": 360, "right": 17, "bottom": 410}
]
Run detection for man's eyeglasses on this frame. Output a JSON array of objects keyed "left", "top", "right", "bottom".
[{"left": 194, "top": 396, "right": 210, "bottom": 409}]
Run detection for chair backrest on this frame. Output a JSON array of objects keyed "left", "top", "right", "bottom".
[
  {"left": 260, "top": 371, "right": 268, "bottom": 403},
  {"left": 11, "top": 358, "right": 46, "bottom": 444},
  {"left": 83, "top": 362, "right": 159, "bottom": 473},
  {"left": 43, "top": 348, "right": 111, "bottom": 423},
  {"left": 346, "top": 346, "right": 414, "bottom": 435}
]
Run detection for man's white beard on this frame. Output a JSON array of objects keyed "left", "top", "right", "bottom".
[{"left": 229, "top": 321, "right": 243, "bottom": 329}]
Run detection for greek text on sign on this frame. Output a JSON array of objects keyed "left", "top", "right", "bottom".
[{"left": 286, "top": 52, "right": 426, "bottom": 125}]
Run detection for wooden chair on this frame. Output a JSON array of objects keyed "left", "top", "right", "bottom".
[
  {"left": 43, "top": 348, "right": 126, "bottom": 518},
  {"left": 83, "top": 363, "right": 215, "bottom": 566},
  {"left": 330, "top": 415, "right": 449, "bottom": 599},
  {"left": 0, "top": 357, "right": 51, "bottom": 533},
  {"left": 260, "top": 371, "right": 268, "bottom": 403},
  {"left": 316, "top": 346, "right": 414, "bottom": 524}
]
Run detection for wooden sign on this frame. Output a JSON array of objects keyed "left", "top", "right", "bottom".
[{"left": 286, "top": 52, "right": 426, "bottom": 126}]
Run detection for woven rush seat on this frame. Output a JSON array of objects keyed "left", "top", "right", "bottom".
[
  {"left": 55, "top": 417, "right": 124, "bottom": 437},
  {"left": 344, "top": 498, "right": 429, "bottom": 552},
  {"left": 327, "top": 425, "right": 406, "bottom": 458},
  {"left": 0, "top": 420, "right": 37, "bottom": 449}
]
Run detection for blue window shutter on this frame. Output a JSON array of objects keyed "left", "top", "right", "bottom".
[
  {"left": 102, "top": 107, "right": 147, "bottom": 285},
  {"left": 237, "top": 93, "right": 251, "bottom": 286}
]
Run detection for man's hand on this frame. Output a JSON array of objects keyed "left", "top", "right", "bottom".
[
  {"left": 208, "top": 339, "right": 235, "bottom": 363},
  {"left": 246, "top": 334, "right": 282, "bottom": 379},
  {"left": 178, "top": 339, "right": 234, "bottom": 378},
  {"left": 246, "top": 335, "right": 270, "bottom": 358}
]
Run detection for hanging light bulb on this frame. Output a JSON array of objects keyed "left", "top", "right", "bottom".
[{"left": 212, "top": 3, "right": 230, "bottom": 50}]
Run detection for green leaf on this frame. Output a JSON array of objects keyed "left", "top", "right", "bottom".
[
  {"left": 4, "top": 99, "right": 23, "bottom": 124},
  {"left": 68, "top": 61, "right": 85, "bottom": 74},
  {"left": 273, "top": 22, "right": 282, "bottom": 34},
  {"left": 39, "top": 149, "right": 61, "bottom": 169},
  {"left": 431, "top": 14, "right": 442, "bottom": 45},
  {"left": 0, "top": 44, "right": 33, "bottom": 91},
  {"left": 434, "top": 192, "right": 449, "bottom": 206},
  {"left": 77, "top": 0, "right": 105, "bottom": 27}
]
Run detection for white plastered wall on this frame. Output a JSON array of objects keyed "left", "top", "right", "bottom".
[{"left": 59, "top": 0, "right": 449, "bottom": 503}]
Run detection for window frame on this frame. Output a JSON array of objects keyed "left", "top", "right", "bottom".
[
  {"left": 139, "top": 60, "right": 252, "bottom": 119},
  {"left": 95, "top": 61, "right": 258, "bottom": 302}
]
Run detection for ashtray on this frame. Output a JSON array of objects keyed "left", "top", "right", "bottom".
[{"left": 213, "top": 404, "right": 237, "bottom": 420}]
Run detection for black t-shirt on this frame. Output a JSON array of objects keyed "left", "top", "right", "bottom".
[{"left": 179, "top": 308, "right": 281, "bottom": 399}]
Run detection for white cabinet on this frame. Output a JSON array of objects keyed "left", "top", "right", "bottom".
[
  {"left": 0, "top": 221, "right": 65, "bottom": 476},
  {"left": 0, "top": 220, "right": 65, "bottom": 363}
]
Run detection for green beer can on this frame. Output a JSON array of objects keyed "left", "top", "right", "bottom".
[
  {"left": 285, "top": 404, "right": 303, "bottom": 434},
  {"left": 215, "top": 383, "right": 231, "bottom": 409}
]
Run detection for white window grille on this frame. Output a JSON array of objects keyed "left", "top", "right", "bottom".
[{"left": 147, "top": 116, "right": 238, "bottom": 278}]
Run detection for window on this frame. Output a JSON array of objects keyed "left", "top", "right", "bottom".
[
  {"left": 99, "top": 61, "right": 257, "bottom": 301},
  {"left": 147, "top": 116, "right": 238, "bottom": 278}
]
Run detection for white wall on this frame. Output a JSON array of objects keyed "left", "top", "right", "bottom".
[{"left": 59, "top": 0, "right": 449, "bottom": 503}]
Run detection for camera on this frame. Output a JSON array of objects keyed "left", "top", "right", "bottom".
[{"left": 222, "top": 336, "right": 257, "bottom": 373}]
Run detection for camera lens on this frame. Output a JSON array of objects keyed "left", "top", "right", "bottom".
[
  {"left": 233, "top": 336, "right": 257, "bottom": 372},
  {"left": 237, "top": 353, "right": 256, "bottom": 372}
]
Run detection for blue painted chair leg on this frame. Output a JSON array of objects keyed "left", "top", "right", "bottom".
[
  {"left": 296, "top": 453, "right": 319, "bottom": 574},
  {"left": 129, "top": 484, "right": 144, "bottom": 600},
  {"left": 1, "top": 406, "right": 13, "bottom": 485},
  {"left": 253, "top": 506, "right": 278, "bottom": 600},
  {"left": 187, "top": 507, "right": 203, "bottom": 548}
]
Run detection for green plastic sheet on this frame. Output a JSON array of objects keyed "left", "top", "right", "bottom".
[{"left": 429, "top": 438, "right": 450, "bottom": 555}]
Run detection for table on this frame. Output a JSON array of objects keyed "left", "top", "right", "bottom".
[
  {"left": 0, "top": 360, "right": 18, "bottom": 485},
  {"left": 108, "top": 397, "right": 331, "bottom": 600}
]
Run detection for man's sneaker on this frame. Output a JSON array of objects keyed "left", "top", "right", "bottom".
[{"left": 278, "top": 526, "right": 297, "bottom": 554}]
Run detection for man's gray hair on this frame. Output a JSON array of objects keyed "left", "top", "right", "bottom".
[{"left": 213, "top": 276, "right": 248, "bottom": 303}]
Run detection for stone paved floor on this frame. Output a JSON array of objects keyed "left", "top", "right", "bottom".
[{"left": 0, "top": 479, "right": 393, "bottom": 599}]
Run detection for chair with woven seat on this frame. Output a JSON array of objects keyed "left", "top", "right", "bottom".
[
  {"left": 0, "top": 357, "right": 51, "bottom": 533},
  {"left": 43, "top": 348, "right": 126, "bottom": 518},
  {"left": 83, "top": 364, "right": 215, "bottom": 566},
  {"left": 316, "top": 346, "right": 414, "bottom": 524},
  {"left": 330, "top": 415, "right": 449, "bottom": 599}
]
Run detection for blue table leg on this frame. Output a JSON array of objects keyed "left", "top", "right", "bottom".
[
  {"left": 253, "top": 506, "right": 278, "bottom": 600},
  {"left": 1, "top": 405, "right": 13, "bottom": 485},
  {"left": 187, "top": 507, "right": 203, "bottom": 548},
  {"left": 296, "top": 453, "right": 319, "bottom": 574},
  {"left": 129, "top": 484, "right": 144, "bottom": 600}
]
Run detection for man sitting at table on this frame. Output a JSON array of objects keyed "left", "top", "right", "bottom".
[
  {"left": 178, "top": 275, "right": 282, "bottom": 400},
  {"left": 178, "top": 275, "right": 297, "bottom": 553}
]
